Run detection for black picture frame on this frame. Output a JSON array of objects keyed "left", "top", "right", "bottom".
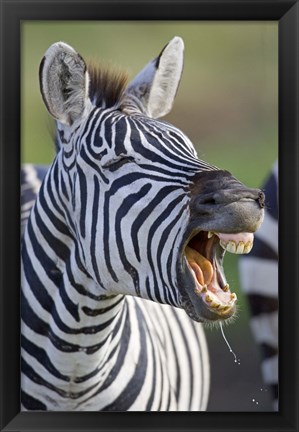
[{"left": 0, "top": 1, "right": 298, "bottom": 431}]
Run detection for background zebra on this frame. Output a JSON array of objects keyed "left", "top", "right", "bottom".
[
  {"left": 21, "top": 165, "right": 48, "bottom": 237},
  {"left": 21, "top": 37, "right": 264, "bottom": 411},
  {"left": 239, "top": 161, "right": 278, "bottom": 410}
]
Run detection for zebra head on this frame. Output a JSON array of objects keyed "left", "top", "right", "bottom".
[{"left": 39, "top": 38, "right": 264, "bottom": 323}]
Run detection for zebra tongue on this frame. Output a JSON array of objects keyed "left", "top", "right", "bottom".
[{"left": 185, "top": 246, "right": 214, "bottom": 287}]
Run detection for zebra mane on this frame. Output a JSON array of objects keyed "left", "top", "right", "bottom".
[{"left": 87, "top": 61, "right": 129, "bottom": 108}]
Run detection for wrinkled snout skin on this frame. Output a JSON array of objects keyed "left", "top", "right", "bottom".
[{"left": 189, "top": 170, "right": 264, "bottom": 233}]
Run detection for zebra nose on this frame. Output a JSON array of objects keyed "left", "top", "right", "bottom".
[
  {"left": 191, "top": 188, "right": 265, "bottom": 214},
  {"left": 257, "top": 190, "right": 265, "bottom": 208}
]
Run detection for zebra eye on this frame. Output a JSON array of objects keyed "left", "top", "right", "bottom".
[{"left": 102, "top": 156, "right": 134, "bottom": 172}]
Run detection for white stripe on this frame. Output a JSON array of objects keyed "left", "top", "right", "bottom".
[
  {"left": 21, "top": 200, "right": 36, "bottom": 212},
  {"left": 250, "top": 312, "right": 278, "bottom": 347},
  {"left": 272, "top": 160, "right": 278, "bottom": 184},
  {"left": 261, "top": 355, "right": 278, "bottom": 384},
  {"left": 239, "top": 258, "right": 278, "bottom": 297},
  {"left": 23, "top": 164, "right": 42, "bottom": 194}
]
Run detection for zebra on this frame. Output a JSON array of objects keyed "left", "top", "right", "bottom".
[
  {"left": 21, "top": 37, "right": 265, "bottom": 411},
  {"left": 21, "top": 164, "right": 48, "bottom": 237},
  {"left": 239, "top": 161, "right": 278, "bottom": 411}
]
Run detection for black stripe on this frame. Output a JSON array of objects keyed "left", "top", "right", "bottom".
[
  {"left": 37, "top": 183, "right": 73, "bottom": 239},
  {"left": 71, "top": 171, "right": 77, "bottom": 210},
  {"left": 58, "top": 128, "right": 68, "bottom": 144},
  {"left": 23, "top": 243, "right": 83, "bottom": 330},
  {"left": 260, "top": 342, "right": 278, "bottom": 359},
  {"left": 165, "top": 384, "right": 172, "bottom": 410},
  {"left": 60, "top": 168, "right": 70, "bottom": 201},
  {"left": 80, "top": 145, "right": 109, "bottom": 184},
  {"left": 21, "top": 357, "right": 99, "bottom": 399},
  {"left": 26, "top": 217, "right": 62, "bottom": 286},
  {"left": 144, "top": 318, "right": 158, "bottom": 411},
  {"left": 51, "top": 160, "right": 68, "bottom": 215},
  {"left": 130, "top": 185, "right": 179, "bottom": 262},
  {"left": 248, "top": 294, "right": 278, "bottom": 316},
  {"left": 90, "top": 175, "right": 106, "bottom": 287},
  {"left": 132, "top": 117, "right": 202, "bottom": 169},
  {"left": 146, "top": 193, "right": 187, "bottom": 303},
  {"left": 74, "top": 305, "right": 126, "bottom": 385},
  {"left": 59, "top": 273, "right": 80, "bottom": 323},
  {"left": 171, "top": 308, "right": 194, "bottom": 410},
  {"left": 21, "top": 291, "right": 107, "bottom": 354},
  {"left": 156, "top": 345, "right": 165, "bottom": 411},
  {"left": 167, "top": 316, "right": 181, "bottom": 404},
  {"left": 114, "top": 183, "right": 152, "bottom": 295},
  {"left": 26, "top": 214, "right": 80, "bottom": 322},
  {"left": 21, "top": 335, "right": 70, "bottom": 382},
  {"left": 103, "top": 186, "right": 119, "bottom": 283},
  {"left": 63, "top": 147, "right": 76, "bottom": 161},
  {"left": 21, "top": 390, "right": 47, "bottom": 410},
  {"left": 114, "top": 116, "right": 128, "bottom": 156},
  {"left": 129, "top": 121, "right": 195, "bottom": 171},
  {"left": 250, "top": 237, "right": 278, "bottom": 260},
  {"left": 22, "top": 242, "right": 57, "bottom": 316},
  {"left": 263, "top": 172, "right": 278, "bottom": 221},
  {"left": 85, "top": 109, "right": 114, "bottom": 150},
  {"left": 145, "top": 276, "right": 152, "bottom": 299},
  {"left": 149, "top": 306, "right": 178, "bottom": 410},
  {"left": 156, "top": 200, "right": 187, "bottom": 304},
  {"left": 34, "top": 204, "right": 70, "bottom": 262},
  {"left": 102, "top": 302, "right": 148, "bottom": 410},
  {"left": 166, "top": 227, "right": 183, "bottom": 306},
  {"left": 138, "top": 163, "right": 193, "bottom": 181},
  {"left": 80, "top": 106, "right": 99, "bottom": 146},
  {"left": 189, "top": 321, "right": 206, "bottom": 409},
  {"left": 82, "top": 303, "right": 130, "bottom": 402},
  {"left": 82, "top": 296, "right": 123, "bottom": 317},
  {"left": 66, "top": 247, "right": 104, "bottom": 300},
  {"left": 104, "top": 113, "right": 113, "bottom": 149},
  {"left": 46, "top": 163, "right": 65, "bottom": 217},
  {"left": 77, "top": 163, "right": 87, "bottom": 238}
]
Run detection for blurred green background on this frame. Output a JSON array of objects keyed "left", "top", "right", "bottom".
[{"left": 21, "top": 21, "right": 278, "bottom": 411}]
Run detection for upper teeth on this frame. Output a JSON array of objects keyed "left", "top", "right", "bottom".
[
  {"left": 208, "top": 231, "right": 253, "bottom": 255},
  {"left": 220, "top": 239, "right": 253, "bottom": 254}
]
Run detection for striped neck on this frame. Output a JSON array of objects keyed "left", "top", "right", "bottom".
[{"left": 21, "top": 163, "right": 129, "bottom": 403}]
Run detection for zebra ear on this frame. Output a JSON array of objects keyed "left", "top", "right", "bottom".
[
  {"left": 122, "top": 36, "right": 184, "bottom": 118},
  {"left": 39, "top": 42, "right": 90, "bottom": 126}
]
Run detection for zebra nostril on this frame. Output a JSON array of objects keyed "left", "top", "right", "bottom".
[
  {"left": 195, "top": 192, "right": 218, "bottom": 206},
  {"left": 258, "top": 191, "right": 265, "bottom": 208},
  {"left": 191, "top": 195, "right": 216, "bottom": 215},
  {"left": 202, "top": 196, "right": 216, "bottom": 205}
]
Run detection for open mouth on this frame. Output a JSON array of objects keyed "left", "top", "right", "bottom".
[{"left": 182, "top": 230, "right": 254, "bottom": 320}]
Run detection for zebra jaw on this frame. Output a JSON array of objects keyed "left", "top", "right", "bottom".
[{"left": 183, "top": 231, "right": 254, "bottom": 319}]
